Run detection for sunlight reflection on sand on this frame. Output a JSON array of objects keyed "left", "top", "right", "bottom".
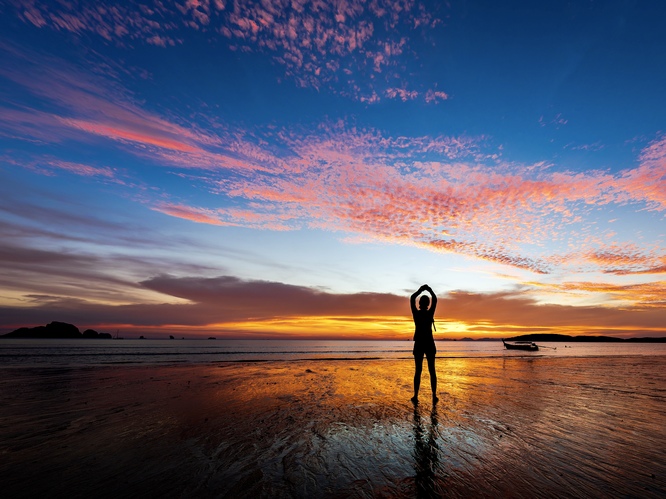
[{"left": 1, "top": 357, "right": 665, "bottom": 497}]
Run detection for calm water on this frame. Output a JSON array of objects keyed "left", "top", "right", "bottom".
[{"left": 1, "top": 339, "right": 664, "bottom": 367}]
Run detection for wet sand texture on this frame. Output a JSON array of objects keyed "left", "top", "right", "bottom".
[{"left": 1, "top": 356, "right": 665, "bottom": 498}]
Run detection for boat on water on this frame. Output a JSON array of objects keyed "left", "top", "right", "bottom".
[{"left": 502, "top": 339, "right": 539, "bottom": 351}]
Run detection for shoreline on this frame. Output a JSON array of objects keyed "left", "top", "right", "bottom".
[
  {"left": 1, "top": 356, "right": 665, "bottom": 497},
  {"left": 1, "top": 351, "right": 665, "bottom": 370},
  {"left": 2, "top": 339, "right": 665, "bottom": 370}
]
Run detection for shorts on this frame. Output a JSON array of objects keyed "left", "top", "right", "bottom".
[{"left": 413, "top": 341, "right": 436, "bottom": 360}]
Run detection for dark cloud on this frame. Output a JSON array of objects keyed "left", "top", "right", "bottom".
[
  {"left": 140, "top": 274, "right": 406, "bottom": 318},
  {"left": 2, "top": 275, "right": 666, "bottom": 338}
]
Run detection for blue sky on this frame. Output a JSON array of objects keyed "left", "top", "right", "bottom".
[{"left": 1, "top": 0, "right": 665, "bottom": 338}]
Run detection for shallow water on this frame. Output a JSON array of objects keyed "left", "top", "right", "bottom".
[
  {"left": 1, "top": 356, "right": 664, "bottom": 497},
  {"left": 1, "top": 338, "right": 664, "bottom": 367}
]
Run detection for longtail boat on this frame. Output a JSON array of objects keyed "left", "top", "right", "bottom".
[{"left": 502, "top": 339, "right": 539, "bottom": 351}]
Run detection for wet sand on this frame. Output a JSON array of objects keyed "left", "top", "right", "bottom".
[{"left": 1, "top": 356, "right": 665, "bottom": 498}]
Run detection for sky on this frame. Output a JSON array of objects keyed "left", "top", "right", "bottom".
[{"left": 1, "top": 0, "right": 665, "bottom": 339}]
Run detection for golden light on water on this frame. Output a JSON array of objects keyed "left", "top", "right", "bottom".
[{"left": 435, "top": 357, "right": 477, "bottom": 401}]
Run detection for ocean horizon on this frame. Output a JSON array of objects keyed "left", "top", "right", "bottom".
[{"left": 2, "top": 338, "right": 665, "bottom": 367}]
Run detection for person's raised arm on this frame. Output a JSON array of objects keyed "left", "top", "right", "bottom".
[
  {"left": 410, "top": 289, "right": 419, "bottom": 314},
  {"left": 424, "top": 285, "right": 437, "bottom": 313},
  {"left": 411, "top": 284, "right": 428, "bottom": 313}
]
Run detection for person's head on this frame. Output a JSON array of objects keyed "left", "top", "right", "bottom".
[{"left": 418, "top": 295, "right": 430, "bottom": 310}]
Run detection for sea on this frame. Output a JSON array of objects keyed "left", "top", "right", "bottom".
[{"left": 1, "top": 338, "right": 665, "bottom": 367}]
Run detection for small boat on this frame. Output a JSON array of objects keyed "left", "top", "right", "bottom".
[{"left": 502, "top": 339, "right": 539, "bottom": 351}]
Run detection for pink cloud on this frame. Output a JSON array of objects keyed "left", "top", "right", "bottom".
[
  {"left": 13, "top": 0, "right": 181, "bottom": 46},
  {"left": 4, "top": 46, "right": 665, "bottom": 278},
  {"left": 586, "top": 246, "right": 662, "bottom": 274},
  {"left": 6, "top": 54, "right": 664, "bottom": 276},
  {"left": 539, "top": 113, "right": 568, "bottom": 129},
  {"left": 425, "top": 89, "right": 449, "bottom": 103},
  {"left": 146, "top": 35, "right": 174, "bottom": 47},
  {"left": 167, "top": 131, "right": 665, "bottom": 276},
  {"left": 566, "top": 141, "right": 605, "bottom": 152},
  {"left": 48, "top": 160, "right": 117, "bottom": 179},
  {"left": 22, "top": 6, "right": 47, "bottom": 27},
  {"left": 385, "top": 87, "right": 419, "bottom": 101},
  {"left": 0, "top": 108, "right": 73, "bottom": 143},
  {"left": 1, "top": 48, "right": 278, "bottom": 174},
  {"left": 546, "top": 243, "right": 666, "bottom": 276},
  {"left": 152, "top": 203, "right": 224, "bottom": 226},
  {"left": 617, "top": 136, "right": 666, "bottom": 211},
  {"left": 0, "top": 52, "right": 219, "bottom": 146},
  {"left": 8, "top": 0, "right": 447, "bottom": 103},
  {"left": 60, "top": 119, "right": 202, "bottom": 154},
  {"left": 152, "top": 202, "right": 296, "bottom": 231}
]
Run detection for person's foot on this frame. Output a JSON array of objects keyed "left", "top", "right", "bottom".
[
  {"left": 411, "top": 396, "right": 419, "bottom": 404},
  {"left": 432, "top": 394, "right": 439, "bottom": 404}
]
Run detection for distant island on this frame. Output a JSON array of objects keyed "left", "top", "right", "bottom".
[
  {"left": 506, "top": 333, "right": 666, "bottom": 343},
  {"left": 1, "top": 321, "right": 112, "bottom": 339}
]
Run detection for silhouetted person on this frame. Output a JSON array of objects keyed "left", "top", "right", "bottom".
[{"left": 410, "top": 284, "right": 438, "bottom": 403}]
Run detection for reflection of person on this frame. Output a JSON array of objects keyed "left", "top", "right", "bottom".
[
  {"left": 413, "top": 404, "right": 440, "bottom": 497},
  {"left": 410, "top": 284, "right": 438, "bottom": 403}
]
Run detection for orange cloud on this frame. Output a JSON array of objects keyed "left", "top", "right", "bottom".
[
  {"left": 60, "top": 119, "right": 201, "bottom": 154},
  {"left": 152, "top": 203, "right": 224, "bottom": 226},
  {"left": 534, "top": 280, "right": 666, "bottom": 308}
]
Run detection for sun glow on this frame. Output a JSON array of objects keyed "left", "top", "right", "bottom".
[{"left": 215, "top": 316, "right": 415, "bottom": 339}]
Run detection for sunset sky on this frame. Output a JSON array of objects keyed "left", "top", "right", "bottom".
[{"left": 1, "top": 0, "right": 665, "bottom": 339}]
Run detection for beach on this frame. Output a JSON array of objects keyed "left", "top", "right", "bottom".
[{"left": 1, "top": 356, "right": 665, "bottom": 498}]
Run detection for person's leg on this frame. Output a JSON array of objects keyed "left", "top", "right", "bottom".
[
  {"left": 426, "top": 354, "right": 438, "bottom": 402},
  {"left": 412, "top": 353, "right": 424, "bottom": 402}
]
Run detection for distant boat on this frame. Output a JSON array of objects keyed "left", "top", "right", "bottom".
[
  {"left": 502, "top": 339, "right": 539, "bottom": 351},
  {"left": 114, "top": 329, "right": 124, "bottom": 340}
]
